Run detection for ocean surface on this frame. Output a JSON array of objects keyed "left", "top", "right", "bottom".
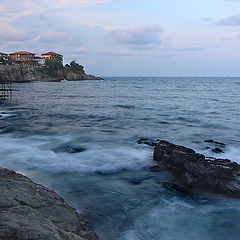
[{"left": 0, "top": 77, "right": 240, "bottom": 240}]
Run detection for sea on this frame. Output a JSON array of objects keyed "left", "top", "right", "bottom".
[{"left": 0, "top": 77, "right": 240, "bottom": 240}]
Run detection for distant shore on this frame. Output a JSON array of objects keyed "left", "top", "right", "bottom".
[{"left": 0, "top": 65, "right": 103, "bottom": 83}]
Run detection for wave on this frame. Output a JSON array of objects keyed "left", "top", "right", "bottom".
[
  {"left": 0, "top": 110, "right": 16, "bottom": 119},
  {"left": 0, "top": 133, "right": 154, "bottom": 175}
]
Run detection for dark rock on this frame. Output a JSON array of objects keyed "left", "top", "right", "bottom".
[
  {"left": 212, "top": 147, "right": 224, "bottom": 153},
  {"left": 0, "top": 167, "right": 98, "bottom": 240},
  {"left": 154, "top": 140, "right": 240, "bottom": 198},
  {"left": 53, "top": 145, "right": 87, "bottom": 154},
  {"left": 205, "top": 139, "right": 214, "bottom": 143},
  {"left": 204, "top": 139, "right": 225, "bottom": 147},
  {"left": 137, "top": 138, "right": 156, "bottom": 147},
  {"left": 65, "top": 146, "right": 87, "bottom": 154}
]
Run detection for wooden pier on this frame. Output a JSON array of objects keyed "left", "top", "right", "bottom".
[{"left": 0, "top": 80, "right": 13, "bottom": 99}]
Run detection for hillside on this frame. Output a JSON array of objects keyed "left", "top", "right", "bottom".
[{"left": 0, "top": 63, "right": 103, "bottom": 82}]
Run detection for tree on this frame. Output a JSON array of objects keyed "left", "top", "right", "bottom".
[
  {"left": 0, "top": 56, "right": 8, "bottom": 65},
  {"left": 44, "top": 55, "right": 63, "bottom": 77},
  {"left": 69, "top": 60, "right": 85, "bottom": 74}
]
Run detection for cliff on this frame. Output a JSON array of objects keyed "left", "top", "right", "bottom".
[
  {"left": 0, "top": 65, "right": 103, "bottom": 82},
  {"left": 0, "top": 167, "right": 98, "bottom": 240}
]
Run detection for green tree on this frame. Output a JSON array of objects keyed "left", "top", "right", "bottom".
[
  {"left": 44, "top": 55, "right": 63, "bottom": 77},
  {"left": 69, "top": 60, "right": 85, "bottom": 74}
]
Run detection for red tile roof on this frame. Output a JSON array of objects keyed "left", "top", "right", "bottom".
[
  {"left": 0, "top": 52, "right": 8, "bottom": 55},
  {"left": 41, "top": 52, "right": 62, "bottom": 56},
  {"left": 10, "top": 51, "right": 36, "bottom": 55},
  {"left": 35, "top": 56, "right": 44, "bottom": 59}
]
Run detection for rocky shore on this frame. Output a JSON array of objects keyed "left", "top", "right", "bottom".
[
  {"left": 0, "top": 65, "right": 103, "bottom": 82},
  {"left": 0, "top": 167, "right": 98, "bottom": 240},
  {"left": 153, "top": 140, "right": 240, "bottom": 198}
]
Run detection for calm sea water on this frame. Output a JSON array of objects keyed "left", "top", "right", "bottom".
[{"left": 0, "top": 77, "right": 240, "bottom": 240}]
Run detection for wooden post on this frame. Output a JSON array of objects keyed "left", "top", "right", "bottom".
[{"left": 0, "top": 80, "right": 13, "bottom": 100}]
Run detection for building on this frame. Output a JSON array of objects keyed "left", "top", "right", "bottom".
[
  {"left": 0, "top": 52, "right": 9, "bottom": 62},
  {"left": 35, "top": 56, "right": 45, "bottom": 65},
  {"left": 9, "top": 51, "right": 39, "bottom": 66},
  {"left": 41, "top": 52, "right": 63, "bottom": 60},
  {"left": 1, "top": 50, "right": 63, "bottom": 66}
]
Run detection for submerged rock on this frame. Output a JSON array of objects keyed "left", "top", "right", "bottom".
[
  {"left": 0, "top": 167, "right": 98, "bottom": 240},
  {"left": 153, "top": 140, "right": 240, "bottom": 198},
  {"left": 212, "top": 147, "right": 224, "bottom": 154},
  {"left": 204, "top": 139, "right": 225, "bottom": 146},
  {"left": 52, "top": 145, "right": 87, "bottom": 154}
]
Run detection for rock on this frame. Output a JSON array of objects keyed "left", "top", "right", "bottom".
[
  {"left": 52, "top": 145, "right": 87, "bottom": 154},
  {"left": 0, "top": 167, "right": 98, "bottom": 240},
  {"left": 212, "top": 147, "right": 224, "bottom": 153},
  {"left": 137, "top": 138, "right": 156, "bottom": 147},
  {"left": 153, "top": 140, "right": 240, "bottom": 198},
  {"left": 0, "top": 65, "right": 103, "bottom": 82},
  {"left": 204, "top": 139, "right": 225, "bottom": 147}
]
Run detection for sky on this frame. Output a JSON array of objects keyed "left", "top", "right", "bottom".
[{"left": 0, "top": 0, "right": 240, "bottom": 77}]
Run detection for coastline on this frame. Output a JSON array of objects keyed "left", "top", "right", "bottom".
[{"left": 0, "top": 65, "right": 103, "bottom": 82}]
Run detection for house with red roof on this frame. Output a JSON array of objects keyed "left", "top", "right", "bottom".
[
  {"left": 1, "top": 50, "right": 63, "bottom": 66},
  {"left": 41, "top": 52, "right": 63, "bottom": 60},
  {"left": 9, "top": 51, "right": 39, "bottom": 66}
]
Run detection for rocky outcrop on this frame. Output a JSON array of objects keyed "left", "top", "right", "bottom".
[
  {"left": 62, "top": 70, "right": 103, "bottom": 81},
  {"left": 154, "top": 140, "right": 240, "bottom": 198},
  {"left": 0, "top": 167, "right": 98, "bottom": 240},
  {"left": 0, "top": 65, "right": 103, "bottom": 82}
]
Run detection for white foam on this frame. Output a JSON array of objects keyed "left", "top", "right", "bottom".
[
  {"left": 0, "top": 111, "right": 16, "bottom": 119},
  {"left": 0, "top": 134, "right": 153, "bottom": 174},
  {"left": 198, "top": 146, "right": 240, "bottom": 164}
]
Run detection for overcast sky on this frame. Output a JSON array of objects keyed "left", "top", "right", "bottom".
[{"left": 1, "top": 0, "right": 240, "bottom": 76}]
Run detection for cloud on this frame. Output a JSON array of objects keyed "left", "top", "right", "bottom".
[
  {"left": 175, "top": 47, "right": 205, "bottom": 51},
  {"left": 154, "top": 53, "right": 176, "bottom": 58},
  {"left": 0, "top": 0, "right": 112, "bottom": 14},
  {"left": 96, "top": 51, "right": 132, "bottom": 57},
  {"left": 217, "top": 15, "right": 240, "bottom": 26},
  {"left": 107, "top": 25, "right": 164, "bottom": 46},
  {"left": 38, "top": 31, "right": 69, "bottom": 43},
  {"left": 0, "top": 0, "right": 113, "bottom": 32},
  {"left": 0, "top": 29, "right": 35, "bottom": 42}
]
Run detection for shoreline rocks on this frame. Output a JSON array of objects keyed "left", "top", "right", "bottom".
[
  {"left": 0, "top": 65, "right": 103, "bottom": 82},
  {"left": 0, "top": 167, "right": 98, "bottom": 240},
  {"left": 154, "top": 140, "right": 240, "bottom": 198}
]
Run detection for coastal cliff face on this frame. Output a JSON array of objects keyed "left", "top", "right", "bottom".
[
  {"left": 0, "top": 65, "right": 103, "bottom": 82},
  {"left": 154, "top": 140, "right": 240, "bottom": 198},
  {"left": 0, "top": 167, "right": 98, "bottom": 240}
]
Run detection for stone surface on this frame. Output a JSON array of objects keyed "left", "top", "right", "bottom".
[
  {"left": 0, "top": 167, "right": 98, "bottom": 240},
  {"left": 154, "top": 140, "right": 240, "bottom": 198}
]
